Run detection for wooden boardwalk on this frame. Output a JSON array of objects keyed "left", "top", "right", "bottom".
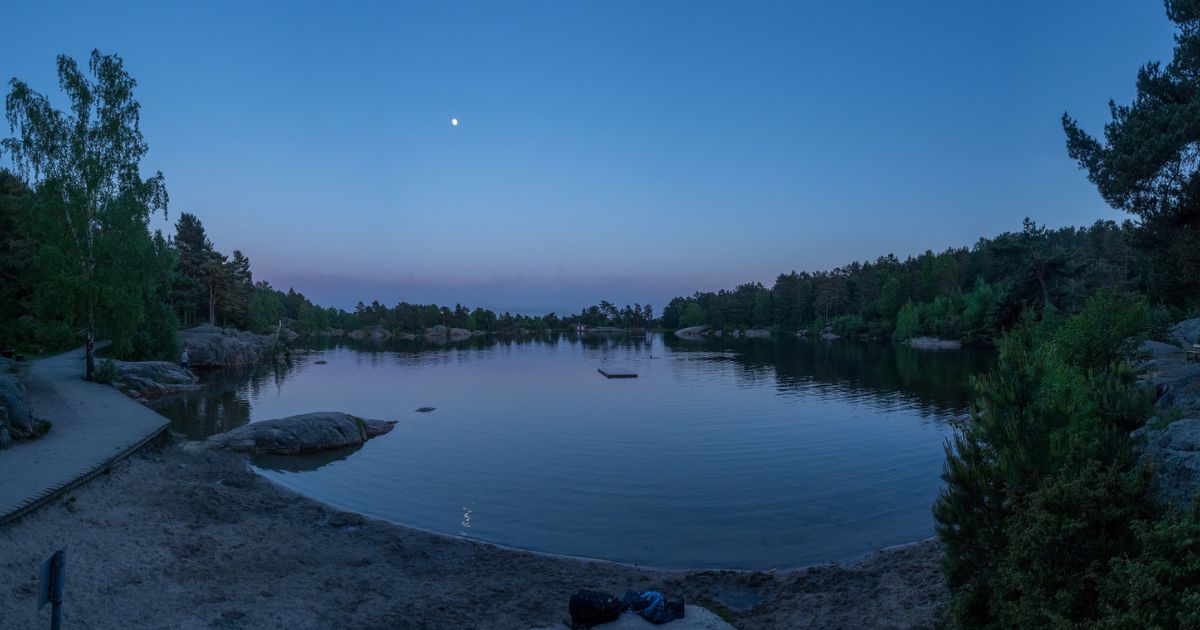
[{"left": 0, "top": 347, "right": 168, "bottom": 525}]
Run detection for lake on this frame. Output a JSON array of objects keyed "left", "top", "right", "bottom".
[{"left": 152, "top": 333, "right": 992, "bottom": 570}]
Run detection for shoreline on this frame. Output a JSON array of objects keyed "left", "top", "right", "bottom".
[
  {"left": 0, "top": 443, "right": 949, "bottom": 629},
  {"left": 257, "top": 460, "right": 938, "bottom": 575}
]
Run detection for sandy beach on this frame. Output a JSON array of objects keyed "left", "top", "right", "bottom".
[{"left": 0, "top": 443, "right": 948, "bottom": 629}]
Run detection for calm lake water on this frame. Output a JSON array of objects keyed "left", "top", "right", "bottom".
[{"left": 152, "top": 333, "right": 991, "bottom": 570}]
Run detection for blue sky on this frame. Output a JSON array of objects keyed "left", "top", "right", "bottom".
[{"left": 0, "top": 1, "right": 1179, "bottom": 314}]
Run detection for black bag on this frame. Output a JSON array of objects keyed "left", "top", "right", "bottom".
[{"left": 569, "top": 590, "right": 623, "bottom": 629}]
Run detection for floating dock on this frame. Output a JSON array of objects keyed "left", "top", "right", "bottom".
[{"left": 597, "top": 368, "right": 638, "bottom": 379}]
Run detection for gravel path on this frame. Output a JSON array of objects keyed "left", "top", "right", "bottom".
[{"left": 0, "top": 347, "right": 167, "bottom": 523}]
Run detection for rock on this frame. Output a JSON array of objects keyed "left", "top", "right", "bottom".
[
  {"left": 1151, "top": 363, "right": 1200, "bottom": 414},
  {"left": 588, "top": 326, "right": 625, "bottom": 334},
  {"left": 1139, "top": 418, "right": 1200, "bottom": 506},
  {"left": 0, "top": 374, "right": 34, "bottom": 448},
  {"left": 205, "top": 412, "right": 397, "bottom": 455},
  {"left": 907, "top": 337, "right": 962, "bottom": 350},
  {"left": 675, "top": 325, "right": 710, "bottom": 339},
  {"left": 348, "top": 325, "right": 393, "bottom": 342},
  {"left": 283, "top": 329, "right": 300, "bottom": 342},
  {"left": 1141, "top": 339, "right": 1184, "bottom": 359},
  {"left": 415, "top": 407, "right": 435, "bottom": 413},
  {"left": 178, "top": 324, "right": 276, "bottom": 368},
  {"left": 105, "top": 360, "right": 200, "bottom": 398},
  {"left": 314, "top": 360, "right": 328, "bottom": 365},
  {"left": 424, "top": 325, "right": 471, "bottom": 341},
  {"left": 743, "top": 328, "right": 772, "bottom": 338},
  {"left": 0, "top": 357, "right": 17, "bottom": 374},
  {"left": 1170, "top": 318, "right": 1200, "bottom": 347}
]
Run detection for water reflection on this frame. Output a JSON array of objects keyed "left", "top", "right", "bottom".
[
  {"left": 253, "top": 445, "right": 363, "bottom": 473},
  {"left": 154, "top": 333, "right": 987, "bottom": 439}
]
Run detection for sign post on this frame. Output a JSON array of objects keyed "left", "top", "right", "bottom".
[{"left": 38, "top": 546, "right": 65, "bottom": 630}]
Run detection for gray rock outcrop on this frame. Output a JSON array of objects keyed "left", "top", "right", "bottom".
[
  {"left": 907, "top": 337, "right": 963, "bottom": 350},
  {"left": 0, "top": 374, "right": 34, "bottom": 448},
  {"left": 1152, "top": 363, "right": 1200, "bottom": 414},
  {"left": 105, "top": 360, "right": 200, "bottom": 399},
  {"left": 1169, "top": 318, "right": 1200, "bottom": 347},
  {"left": 205, "top": 412, "right": 397, "bottom": 455},
  {"left": 424, "top": 325, "right": 471, "bottom": 341},
  {"left": 1139, "top": 418, "right": 1200, "bottom": 506},
  {"left": 178, "top": 324, "right": 276, "bottom": 367},
  {"left": 1141, "top": 339, "right": 1184, "bottom": 359},
  {"left": 675, "top": 325, "right": 711, "bottom": 339}
]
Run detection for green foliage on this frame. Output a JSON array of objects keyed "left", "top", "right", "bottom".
[
  {"left": 93, "top": 358, "right": 119, "bottom": 384},
  {"left": 663, "top": 219, "right": 1141, "bottom": 344},
  {"left": 935, "top": 295, "right": 1163, "bottom": 627},
  {"left": 1056, "top": 291, "right": 1151, "bottom": 372},
  {"left": 1063, "top": 0, "right": 1200, "bottom": 308},
  {"left": 1103, "top": 505, "right": 1200, "bottom": 628},
  {"left": 893, "top": 302, "right": 920, "bottom": 341},
  {"left": 992, "top": 462, "right": 1151, "bottom": 627},
  {"left": 831, "top": 314, "right": 866, "bottom": 337},
  {"left": 2, "top": 50, "right": 169, "bottom": 377},
  {"left": 678, "top": 302, "right": 705, "bottom": 328},
  {"left": 0, "top": 170, "right": 36, "bottom": 351}
]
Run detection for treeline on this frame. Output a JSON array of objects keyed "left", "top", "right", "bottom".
[{"left": 660, "top": 218, "right": 1165, "bottom": 343}]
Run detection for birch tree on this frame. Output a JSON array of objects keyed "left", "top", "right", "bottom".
[{"left": 2, "top": 50, "right": 168, "bottom": 379}]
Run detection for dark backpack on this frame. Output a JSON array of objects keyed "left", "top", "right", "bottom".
[
  {"left": 569, "top": 590, "right": 623, "bottom": 629},
  {"left": 620, "top": 590, "right": 686, "bottom": 625}
]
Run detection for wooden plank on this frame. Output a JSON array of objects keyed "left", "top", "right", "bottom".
[{"left": 597, "top": 368, "right": 637, "bottom": 379}]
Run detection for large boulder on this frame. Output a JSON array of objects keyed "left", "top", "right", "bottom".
[
  {"left": 205, "top": 412, "right": 397, "bottom": 455},
  {"left": 1170, "top": 318, "right": 1200, "bottom": 347},
  {"left": 675, "top": 325, "right": 711, "bottom": 339},
  {"left": 1147, "top": 362, "right": 1200, "bottom": 414},
  {"left": 908, "top": 337, "right": 963, "bottom": 350},
  {"left": 178, "top": 324, "right": 276, "bottom": 367},
  {"left": 0, "top": 374, "right": 34, "bottom": 448},
  {"left": 1139, "top": 418, "right": 1200, "bottom": 506},
  {"left": 1141, "top": 339, "right": 1184, "bottom": 359},
  {"left": 104, "top": 360, "right": 200, "bottom": 399}
]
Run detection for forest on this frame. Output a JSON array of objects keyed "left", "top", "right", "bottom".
[{"left": 658, "top": 217, "right": 1175, "bottom": 341}]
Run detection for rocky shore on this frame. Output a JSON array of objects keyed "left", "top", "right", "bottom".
[
  {"left": 0, "top": 445, "right": 949, "bottom": 629},
  {"left": 178, "top": 324, "right": 277, "bottom": 368},
  {"left": 1135, "top": 319, "right": 1200, "bottom": 506}
]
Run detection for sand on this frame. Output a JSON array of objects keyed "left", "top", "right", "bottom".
[{"left": 0, "top": 445, "right": 947, "bottom": 629}]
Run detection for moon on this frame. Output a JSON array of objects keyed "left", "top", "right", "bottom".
[{"left": 450, "top": 118, "right": 458, "bottom": 126}]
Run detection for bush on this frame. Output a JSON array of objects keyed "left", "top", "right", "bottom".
[
  {"left": 935, "top": 299, "right": 1157, "bottom": 627},
  {"left": 894, "top": 302, "right": 920, "bottom": 341},
  {"left": 832, "top": 314, "right": 866, "bottom": 337}
]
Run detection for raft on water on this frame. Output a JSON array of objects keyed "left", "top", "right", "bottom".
[{"left": 597, "top": 368, "right": 637, "bottom": 379}]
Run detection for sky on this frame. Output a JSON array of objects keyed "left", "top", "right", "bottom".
[{"left": 0, "top": 1, "right": 1180, "bottom": 314}]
